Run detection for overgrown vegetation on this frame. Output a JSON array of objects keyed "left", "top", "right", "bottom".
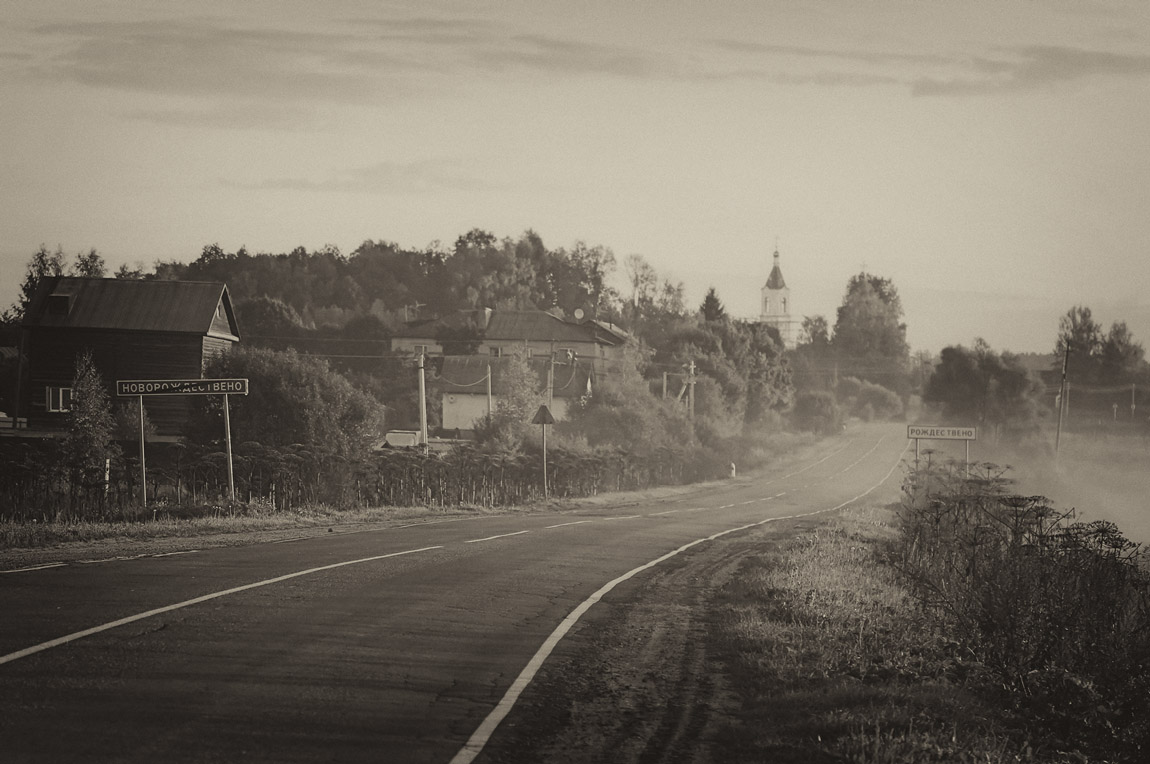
[
  {"left": 711, "top": 460, "right": 1149, "bottom": 762},
  {"left": 895, "top": 459, "right": 1150, "bottom": 759}
]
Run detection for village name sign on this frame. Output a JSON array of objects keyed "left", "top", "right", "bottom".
[{"left": 116, "top": 378, "right": 249, "bottom": 396}]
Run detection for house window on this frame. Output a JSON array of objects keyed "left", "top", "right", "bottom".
[
  {"left": 489, "top": 347, "right": 503, "bottom": 358},
  {"left": 414, "top": 344, "right": 430, "bottom": 356},
  {"left": 47, "top": 295, "right": 71, "bottom": 315},
  {"left": 46, "top": 386, "right": 72, "bottom": 413}
]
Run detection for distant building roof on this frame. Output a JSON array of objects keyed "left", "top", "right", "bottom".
[
  {"left": 395, "top": 309, "right": 624, "bottom": 348},
  {"left": 22, "top": 277, "right": 239, "bottom": 339},
  {"left": 765, "top": 250, "right": 787, "bottom": 290},
  {"left": 484, "top": 310, "right": 610, "bottom": 344},
  {"left": 439, "top": 355, "right": 593, "bottom": 399}
]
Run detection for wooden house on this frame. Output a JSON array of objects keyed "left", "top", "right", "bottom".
[{"left": 17, "top": 277, "right": 240, "bottom": 437}]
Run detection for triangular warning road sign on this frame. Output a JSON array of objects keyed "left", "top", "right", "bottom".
[{"left": 531, "top": 405, "right": 555, "bottom": 425}]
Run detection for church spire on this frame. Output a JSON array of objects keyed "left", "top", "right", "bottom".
[{"left": 765, "top": 247, "right": 786, "bottom": 290}]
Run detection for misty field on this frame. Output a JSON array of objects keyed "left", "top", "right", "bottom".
[{"left": 976, "top": 431, "right": 1150, "bottom": 547}]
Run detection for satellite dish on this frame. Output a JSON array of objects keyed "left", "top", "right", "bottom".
[{"left": 573, "top": 308, "right": 585, "bottom": 320}]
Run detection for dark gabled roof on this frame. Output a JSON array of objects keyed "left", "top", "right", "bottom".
[
  {"left": 484, "top": 311, "right": 614, "bottom": 345},
  {"left": 395, "top": 309, "right": 623, "bottom": 348},
  {"left": 22, "top": 277, "right": 239, "bottom": 339},
  {"left": 439, "top": 355, "right": 593, "bottom": 399},
  {"left": 397, "top": 308, "right": 491, "bottom": 341}
]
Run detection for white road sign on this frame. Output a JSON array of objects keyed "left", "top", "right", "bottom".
[{"left": 907, "top": 425, "right": 977, "bottom": 441}]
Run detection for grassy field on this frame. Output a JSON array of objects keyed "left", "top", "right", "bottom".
[{"left": 709, "top": 501, "right": 1125, "bottom": 763}]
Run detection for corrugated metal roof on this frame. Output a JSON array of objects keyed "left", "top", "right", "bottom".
[{"left": 23, "top": 277, "right": 239, "bottom": 337}]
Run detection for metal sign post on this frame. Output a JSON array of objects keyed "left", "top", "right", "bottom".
[
  {"left": 223, "top": 393, "right": 235, "bottom": 503},
  {"left": 139, "top": 395, "right": 146, "bottom": 505},
  {"left": 532, "top": 404, "right": 556, "bottom": 500},
  {"left": 117, "top": 378, "right": 249, "bottom": 506}
]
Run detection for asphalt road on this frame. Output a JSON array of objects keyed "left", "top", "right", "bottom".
[{"left": 1, "top": 423, "right": 910, "bottom": 763}]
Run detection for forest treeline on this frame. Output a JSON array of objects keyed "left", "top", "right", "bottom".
[
  {"left": 5, "top": 233, "right": 1146, "bottom": 518},
  {"left": 0, "top": 233, "right": 915, "bottom": 517}
]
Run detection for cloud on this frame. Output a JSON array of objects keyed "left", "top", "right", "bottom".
[
  {"left": 25, "top": 15, "right": 665, "bottom": 111},
  {"left": 29, "top": 19, "right": 402, "bottom": 105},
  {"left": 705, "top": 39, "right": 952, "bottom": 69},
  {"left": 125, "top": 102, "right": 322, "bottom": 131},
  {"left": 914, "top": 45, "right": 1150, "bottom": 96},
  {"left": 701, "top": 38, "right": 1150, "bottom": 96},
  {"left": 227, "top": 159, "right": 484, "bottom": 194}
]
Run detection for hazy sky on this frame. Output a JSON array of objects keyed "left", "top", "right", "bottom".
[{"left": 2, "top": 1, "right": 1148, "bottom": 353}]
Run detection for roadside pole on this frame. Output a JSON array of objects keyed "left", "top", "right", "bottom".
[
  {"left": 532, "top": 405, "right": 555, "bottom": 501},
  {"left": 486, "top": 364, "right": 493, "bottom": 418},
  {"left": 138, "top": 395, "right": 146, "bottom": 505},
  {"left": 1055, "top": 343, "right": 1070, "bottom": 457},
  {"left": 418, "top": 353, "right": 428, "bottom": 453},
  {"left": 224, "top": 393, "right": 235, "bottom": 503}
]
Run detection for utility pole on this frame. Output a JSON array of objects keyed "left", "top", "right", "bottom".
[
  {"left": 662, "top": 371, "right": 668, "bottom": 400},
  {"left": 138, "top": 395, "right": 147, "bottom": 506},
  {"left": 687, "top": 359, "right": 696, "bottom": 420},
  {"left": 486, "top": 363, "right": 493, "bottom": 418},
  {"left": 418, "top": 352, "right": 428, "bottom": 452},
  {"left": 1055, "top": 342, "right": 1070, "bottom": 456},
  {"left": 548, "top": 340, "right": 555, "bottom": 409}
]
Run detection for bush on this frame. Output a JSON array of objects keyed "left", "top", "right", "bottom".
[
  {"left": 790, "top": 391, "right": 841, "bottom": 434},
  {"left": 835, "top": 376, "right": 903, "bottom": 421}
]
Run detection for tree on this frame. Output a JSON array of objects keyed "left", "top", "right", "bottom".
[
  {"left": 700, "top": 287, "right": 727, "bottom": 323},
  {"left": 1099, "top": 321, "right": 1146, "bottom": 384},
  {"left": 624, "top": 254, "right": 658, "bottom": 308},
  {"left": 235, "top": 296, "right": 307, "bottom": 338},
  {"left": 71, "top": 248, "right": 106, "bottom": 277},
  {"left": 3, "top": 245, "right": 65, "bottom": 323},
  {"left": 1054, "top": 305, "right": 1104, "bottom": 384},
  {"left": 475, "top": 351, "right": 547, "bottom": 450},
  {"left": 925, "top": 341, "right": 1045, "bottom": 441},
  {"left": 832, "top": 272, "right": 910, "bottom": 393},
  {"left": 196, "top": 347, "right": 384, "bottom": 457},
  {"left": 63, "top": 351, "right": 119, "bottom": 513},
  {"left": 799, "top": 315, "right": 830, "bottom": 347}
]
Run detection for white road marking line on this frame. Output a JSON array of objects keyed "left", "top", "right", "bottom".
[
  {"left": 545, "top": 521, "right": 593, "bottom": 529},
  {"left": 450, "top": 439, "right": 909, "bottom": 764},
  {"left": 0, "top": 545, "right": 443, "bottom": 666},
  {"left": 601, "top": 515, "right": 642, "bottom": 521},
  {"left": 1, "top": 562, "right": 67, "bottom": 574},
  {"left": 465, "top": 531, "right": 530, "bottom": 544},
  {"left": 649, "top": 509, "right": 679, "bottom": 516}
]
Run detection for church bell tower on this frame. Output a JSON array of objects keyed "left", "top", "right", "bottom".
[{"left": 759, "top": 247, "right": 795, "bottom": 349}]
